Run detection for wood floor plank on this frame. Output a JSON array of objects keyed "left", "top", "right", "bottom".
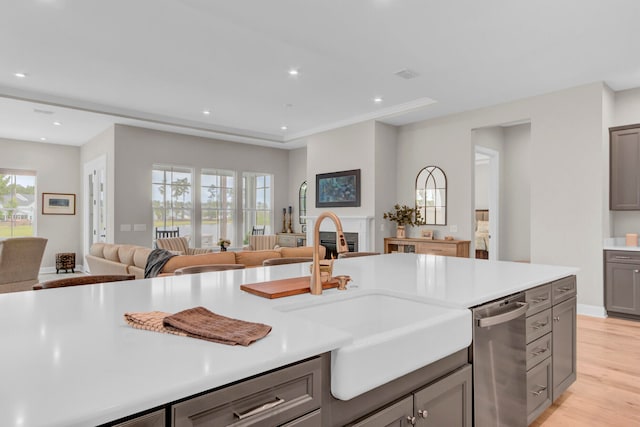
[{"left": 531, "top": 315, "right": 640, "bottom": 426}]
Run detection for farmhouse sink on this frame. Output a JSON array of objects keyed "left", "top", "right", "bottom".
[{"left": 276, "top": 290, "right": 472, "bottom": 400}]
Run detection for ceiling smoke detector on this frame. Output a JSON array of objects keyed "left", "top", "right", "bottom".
[{"left": 394, "top": 68, "right": 420, "bottom": 80}]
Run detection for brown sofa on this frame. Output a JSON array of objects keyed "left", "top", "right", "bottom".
[{"left": 86, "top": 243, "right": 326, "bottom": 278}]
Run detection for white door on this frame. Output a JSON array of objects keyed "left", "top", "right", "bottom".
[{"left": 83, "top": 156, "right": 107, "bottom": 269}]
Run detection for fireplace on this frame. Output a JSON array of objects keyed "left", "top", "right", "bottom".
[{"left": 319, "top": 231, "right": 358, "bottom": 259}]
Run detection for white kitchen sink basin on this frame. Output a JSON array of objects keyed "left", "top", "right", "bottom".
[{"left": 276, "top": 290, "right": 472, "bottom": 400}]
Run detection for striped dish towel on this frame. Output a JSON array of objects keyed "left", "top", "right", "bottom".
[{"left": 124, "top": 307, "right": 271, "bottom": 346}]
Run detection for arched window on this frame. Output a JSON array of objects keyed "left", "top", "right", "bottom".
[
  {"left": 415, "top": 166, "right": 447, "bottom": 225},
  {"left": 298, "top": 181, "right": 307, "bottom": 232}
]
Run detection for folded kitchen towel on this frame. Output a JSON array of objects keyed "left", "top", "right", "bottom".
[
  {"left": 124, "top": 310, "right": 187, "bottom": 338},
  {"left": 123, "top": 307, "right": 271, "bottom": 346},
  {"left": 163, "top": 306, "right": 272, "bottom": 346}
]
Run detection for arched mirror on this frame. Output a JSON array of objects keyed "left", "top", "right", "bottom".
[
  {"left": 298, "top": 181, "right": 307, "bottom": 232},
  {"left": 416, "top": 166, "right": 447, "bottom": 225}
]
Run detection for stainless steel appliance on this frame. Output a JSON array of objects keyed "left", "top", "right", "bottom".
[{"left": 472, "top": 292, "right": 529, "bottom": 427}]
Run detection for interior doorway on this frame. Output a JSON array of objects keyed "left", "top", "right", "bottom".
[
  {"left": 474, "top": 146, "right": 499, "bottom": 260},
  {"left": 83, "top": 156, "right": 107, "bottom": 270}
]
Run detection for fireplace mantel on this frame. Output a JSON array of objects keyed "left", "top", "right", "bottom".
[{"left": 303, "top": 215, "right": 374, "bottom": 252}]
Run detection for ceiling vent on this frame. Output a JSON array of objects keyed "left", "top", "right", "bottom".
[{"left": 394, "top": 68, "right": 420, "bottom": 80}]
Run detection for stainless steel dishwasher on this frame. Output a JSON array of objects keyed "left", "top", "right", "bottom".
[{"left": 472, "top": 292, "right": 529, "bottom": 427}]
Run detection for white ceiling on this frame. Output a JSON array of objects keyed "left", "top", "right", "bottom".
[{"left": 2, "top": 0, "right": 640, "bottom": 148}]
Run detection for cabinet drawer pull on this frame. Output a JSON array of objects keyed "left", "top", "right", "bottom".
[
  {"left": 531, "top": 347, "right": 549, "bottom": 356},
  {"left": 406, "top": 415, "right": 416, "bottom": 425},
  {"left": 553, "top": 316, "right": 560, "bottom": 322},
  {"left": 615, "top": 256, "right": 632, "bottom": 259},
  {"left": 532, "top": 297, "right": 549, "bottom": 304},
  {"left": 234, "top": 397, "right": 285, "bottom": 420},
  {"left": 531, "top": 321, "right": 548, "bottom": 330},
  {"left": 418, "top": 409, "right": 429, "bottom": 418},
  {"left": 556, "top": 286, "right": 573, "bottom": 294},
  {"left": 530, "top": 385, "right": 547, "bottom": 396},
  {"left": 635, "top": 270, "right": 639, "bottom": 274}
]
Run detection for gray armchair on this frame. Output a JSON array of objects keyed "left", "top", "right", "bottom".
[{"left": 0, "top": 237, "right": 48, "bottom": 293}]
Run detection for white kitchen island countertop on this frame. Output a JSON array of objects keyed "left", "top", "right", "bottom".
[{"left": 0, "top": 253, "right": 577, "bottom": 427}]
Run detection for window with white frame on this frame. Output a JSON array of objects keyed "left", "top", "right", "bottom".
[
  {"left": 201, "top": 169, "right": 235, "bottom": 248},
  {"left": 152, "top": 165, "right": 193, "bottom": 239},
  {"left": 242, "top": 172, "right": 273, "bottom": 244},
  {"left": 0, "top": 169, "right": 36, "bottom": 238}
]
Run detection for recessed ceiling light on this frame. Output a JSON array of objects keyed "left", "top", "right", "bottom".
[
  {"left": 281, "top": 126, "right": 288, "bottom": 131},
  {"left": 53, "top": 121, "right": 62, "bottom": 126},
  {"left": 374, "top": 97, "right": 383, "bottom": 103},
  {"left": 202, "top": 109, "right": 211, "bottom": 116},
  {"left": 14, "top": 72, "right": 27, "bottom": 78},
  {"left": 40, "top": 137, "right": 47, "bottom": 141},
  {"left": 288, "top": 69, "right": 299, "bottom": 76}
]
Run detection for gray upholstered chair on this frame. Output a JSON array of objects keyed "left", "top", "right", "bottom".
[
  {"left": 337, "top": 252, "right": 380, "bottom": 259},
  {"left": 0, "top": 237, "right": 48, "bottom": 293},
  {"left": 174, "top": 264, "right": 245, "bottom": 275},
  {"left": 263, "top": 257, "right": 313, "bottom": 266},
  {"left": 34, "top": 274, "right": 135, "bottom": 290}
]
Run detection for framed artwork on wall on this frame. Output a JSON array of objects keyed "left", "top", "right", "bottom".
[
  {"left": 316, "top": 169, "right": 361, "bottom": 208},
  {"left": 42, "top": 193, "right": 76, "bottom": 215}
]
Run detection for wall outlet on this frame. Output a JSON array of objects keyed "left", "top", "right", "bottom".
[
  {"left": 133, "top": 224, "right": 147, "bottom": 232},
  {"left": 450, "top": 225, "right": 458, "bottom": 233},
  {"left": 120, "top": 224, "right": 132, "bottom": 232}
]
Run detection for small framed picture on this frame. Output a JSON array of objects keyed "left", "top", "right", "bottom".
[
  {"left": 42, "top": 193, "right": 76, "bottom": 215},
  {"left": 421, "top": 229, "right": 434, "bottom": 240}
]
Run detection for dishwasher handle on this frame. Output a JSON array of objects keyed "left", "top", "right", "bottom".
[{"left": 477, "top": 302, "right": 529, "bottom": 327}]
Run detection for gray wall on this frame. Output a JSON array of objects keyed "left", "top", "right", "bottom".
[
  {"left": 397, "top": 82, "right": 608, "bottom": 309},
  {"left": 112, "top": 125, "right": 290, "bottom": 248},
  {"left": 288, "top": 147, "right": 307, "bottom": 234},
  {"left": 374, "top": 122, "right": 398, "bottom": 250},
  {"left": 0, "top": 138, "right": 81, "bottom": 271},
  {"left": 502, "top": 123, "right": 531, "bottom": 262}
]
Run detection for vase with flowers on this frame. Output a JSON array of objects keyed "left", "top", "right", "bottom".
[
  {"left": 383, "top": 204, "right": 423, "bottom": 238},
  {"left": 217, "top": 238, "right": 231, "bottom": 252}
]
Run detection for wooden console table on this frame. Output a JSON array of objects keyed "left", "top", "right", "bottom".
[{"left": 384, "top": 237, "right": 470, "bottom": 258}]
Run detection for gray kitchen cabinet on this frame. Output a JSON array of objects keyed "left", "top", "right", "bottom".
[
  {"left": 172, "top": 357, "right": 322, "bottom": 426},
  {"left": 349, "top": 397, "right": 413, "bottom": 427},
  {"left": 524, "top": 276, "right": 577, "bottom": 422},
  {"left": 552, "top": 296, "right": 577, "bottom": 400},
  {"left": 349, "top": 365, "right": 472, "bottom": 427},
  {"left": 111, "top": 410, "right": 166, "bottom": 427},
  {"left": 610, "top": 125, "right": 640, "bottom": 210},
  {"left": 605, "top": 250, "right": 640, "bottom": 316}
]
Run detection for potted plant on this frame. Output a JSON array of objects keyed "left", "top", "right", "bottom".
[
  {"left": 383, "top": 204, "right": 423, "bottom": 238},
  {"left": 217, "top": 238, "right": 231, "bottom": 252}
]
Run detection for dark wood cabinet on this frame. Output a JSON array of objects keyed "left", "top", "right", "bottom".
[
  {"left": 524, "top": 277, "right": 577, "bottom": 422},
  {"left": 111, "top": 410, "right": 166, "bottom": 427},
  {"left": 610, "top": 125, "right": 640, "bottom": 210},
  {"left": 349, "top": 365, "right": 472, "bottom": 427},
  {"left": 552, "top": 296, "right": 577, "bottom": 400},
  {"left": 605, "top": 250, "right": 640, "bottom": 316}
]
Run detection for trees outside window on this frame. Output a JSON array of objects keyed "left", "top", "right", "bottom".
[
  {"left": 242, "top": 172, "right": 273, "bottom": 244},
  {"left": 201, "top": 169, "right": 235, "bottom": 248},
  {"left": 152, "top": 165, "right": 193, "bottom": 239},
  {"left": 0, "top": 169, "right": 36, "bottom": 237}
]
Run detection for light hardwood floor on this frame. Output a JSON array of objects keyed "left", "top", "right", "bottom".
[{"left": 531, "top": 315, "right": 640, "bottom": 426}]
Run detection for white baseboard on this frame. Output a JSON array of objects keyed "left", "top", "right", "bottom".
[{"left": 577, "top": 304, "right": 607, "bottom": 318}]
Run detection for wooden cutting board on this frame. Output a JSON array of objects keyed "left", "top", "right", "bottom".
[{"left": 240, "top": 276, "right": 339, "bottom": 299}]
